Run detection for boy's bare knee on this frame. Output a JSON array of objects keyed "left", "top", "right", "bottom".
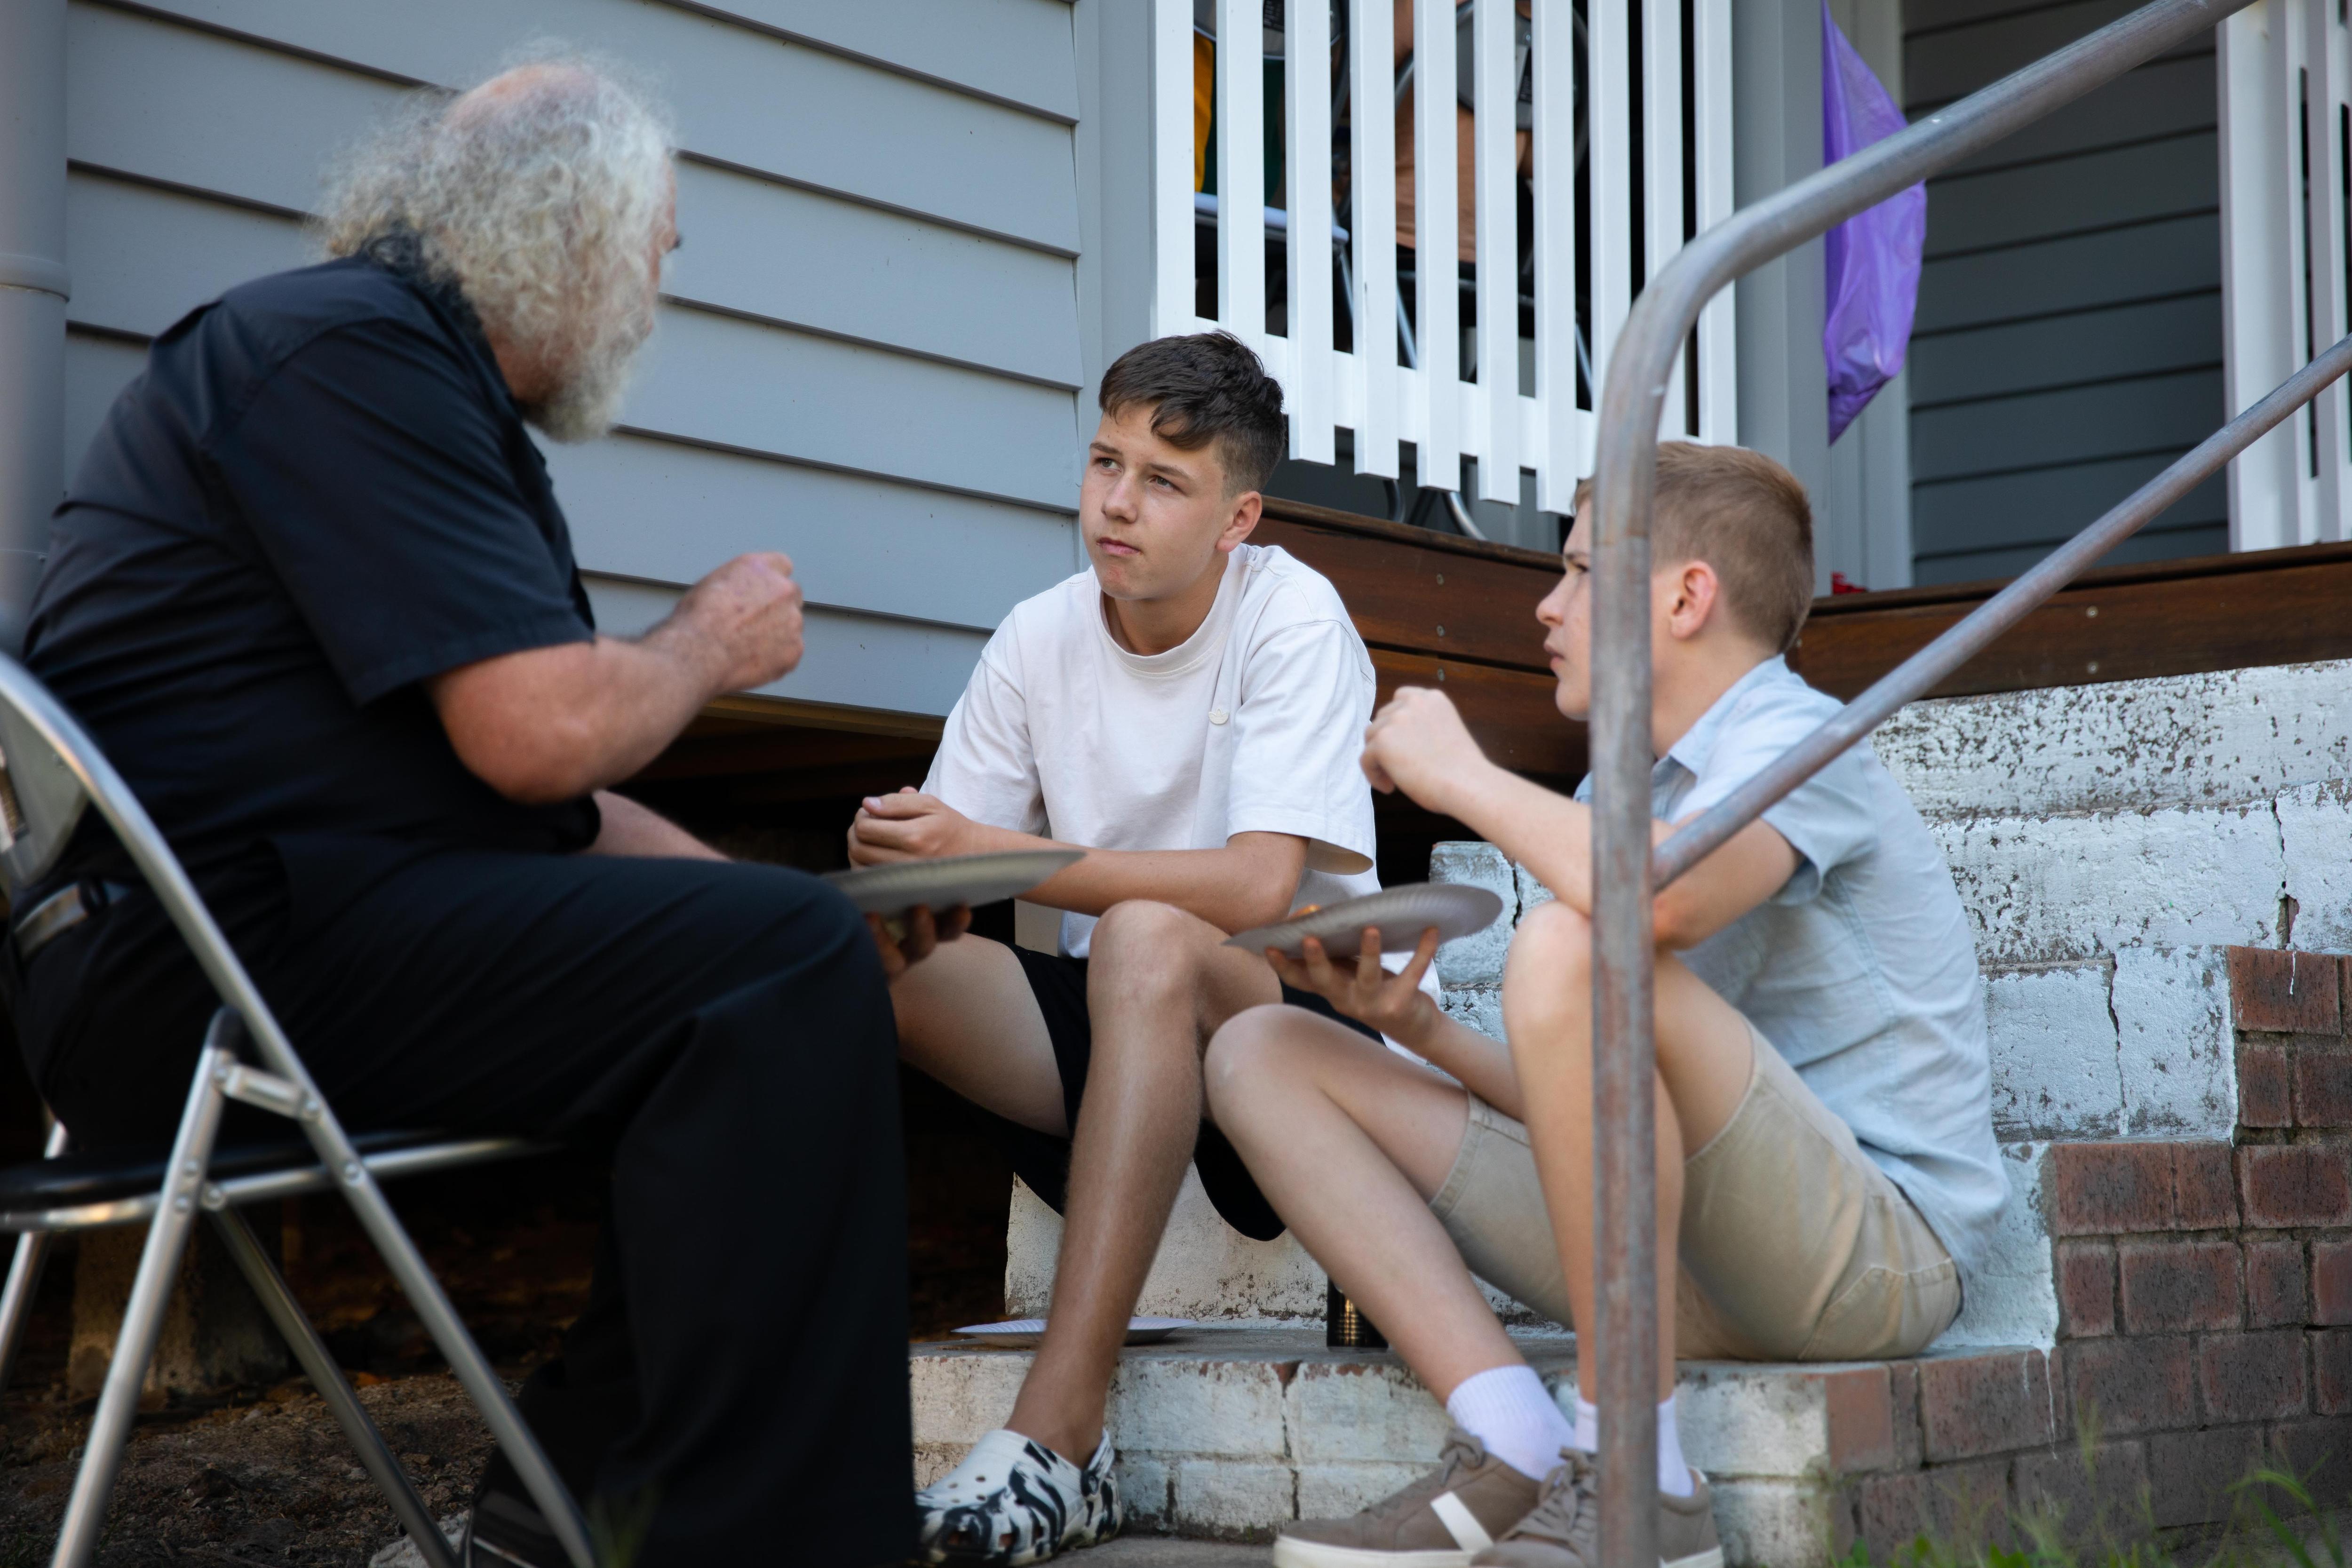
[
  {"left": 1507, "top": 899, "right": 1593, "bottom": 984},
  {"left": 1090, "top": 898, "right": 1209, "bottom": 971},
  {"left": 1204, "top": 1004, "right": 1312, "bottom": 1118}
]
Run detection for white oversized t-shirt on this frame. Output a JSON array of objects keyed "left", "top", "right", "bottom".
[{"left": 924, "top": 543, "right": 1381, "bottom": 958}]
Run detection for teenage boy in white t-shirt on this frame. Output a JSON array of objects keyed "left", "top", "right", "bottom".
[
  {"left": 1202, "top": 443, "right": 2003, "bottom": 1568},
  {"left": 847, "top": 333, "right": 1390, "bottom": 1566}
]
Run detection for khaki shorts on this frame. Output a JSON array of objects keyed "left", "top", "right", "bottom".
[{"left": 1428, "top": 1024, "right": 1961, "bottom": 1361}]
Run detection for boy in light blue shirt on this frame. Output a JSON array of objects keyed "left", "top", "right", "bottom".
[{"left": 1202, "top": 442, "right": 2003, "bottom": 1568}]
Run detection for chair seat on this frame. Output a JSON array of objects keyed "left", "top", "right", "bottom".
[{"left": 0, "top": 1129, "right": 449, "bottom": 1210}]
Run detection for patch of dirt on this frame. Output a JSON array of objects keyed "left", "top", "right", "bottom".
[{"left": 0, "top": 1370, "right": 492, "bottom": 1568}]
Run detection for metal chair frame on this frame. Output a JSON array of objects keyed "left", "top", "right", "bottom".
[{"left": 0, "top": 652, "right": 592, "bottom": 1568}]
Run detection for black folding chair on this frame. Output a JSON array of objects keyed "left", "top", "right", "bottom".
[{"left": 0, "top": 653, "right": 588, "bottom": 1568}]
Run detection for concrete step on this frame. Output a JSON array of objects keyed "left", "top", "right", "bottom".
[{"left": 911, "top": 1325, "right": 2045, "bottom": 1565}]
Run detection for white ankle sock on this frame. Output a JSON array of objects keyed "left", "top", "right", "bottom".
[
  {"left": 1444, "top": 1365, "right": 1578, "bottom": 1481},
  {"left": 1657, "top": 1397, "right": 1694, "bottom": 1496},
  {"left": 1571, "top": 1395, "right": 1696, "bottom": 1497}
]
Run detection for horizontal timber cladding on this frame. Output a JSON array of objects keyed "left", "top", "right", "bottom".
[
  {"left": 57, "top": 0, "right": 1088, "bottom": 723},
  {"left": 1902, "top": 0, "right": 2227, "bottom": 586},
  {"left": 1788, "top": 540, "right": 2352, "bottom": 701}
]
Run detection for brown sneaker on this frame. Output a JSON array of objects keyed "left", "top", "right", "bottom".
[
  {"left": 1272, "top": 1429, "right": 1544, "bottom": 1567},
  {"left": 1469, "top": 1452, "right": 1723, "bottom": 1568}
]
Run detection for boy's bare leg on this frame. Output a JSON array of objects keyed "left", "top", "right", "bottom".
[
  {"left": 1206, "top": 1006, "right": 1524, "bottom": 1398},
  {"left": 1500, "top": 900, "right": 1756, "bottom": 1401},
  {"left": 888, "top": 900, "right": 1279, "bottom": 1463}
]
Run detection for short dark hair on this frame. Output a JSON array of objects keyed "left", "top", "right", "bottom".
[
  {"left": 1571, "top": 442, "right": 1816, "bottom": 652},
  {"left": 1097, "top": 332, "right": 1287, "bottom": 495}
]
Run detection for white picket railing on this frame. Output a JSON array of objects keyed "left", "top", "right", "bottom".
[
  {"left": 1153, "top": 0, "right": 1739, "bottom": 517},
  {"left": 2221, "top": 0, "right": 2352, "bottom": 546}
]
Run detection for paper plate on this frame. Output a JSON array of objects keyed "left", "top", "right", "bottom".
[
  {"left": 825, "top": 849, "right": 1084, "bottom": 916},
  {"left": 952, "top": 1316, "right": 1195, "bottom": 1349},
  {"left": 1224, "top": 882, "right": 1506, "bottom": 961}
]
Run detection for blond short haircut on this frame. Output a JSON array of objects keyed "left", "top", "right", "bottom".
[{"left": 1573, "top": 442, "right": 1815, "bottom": 652}]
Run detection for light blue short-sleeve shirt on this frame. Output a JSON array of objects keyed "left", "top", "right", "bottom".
[{"left": 1578, "top": 656, "right": 2005, "bottom": 1286}]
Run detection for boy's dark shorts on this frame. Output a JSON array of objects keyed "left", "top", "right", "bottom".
[{"left": 1001, "top": 947, "right": 1383, "bottom": 1242}]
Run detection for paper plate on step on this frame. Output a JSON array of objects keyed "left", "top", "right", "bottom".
[
  {"left": 952, "top": 1316, "right": 1195, "bottom": 1349},
  {"left": 825, "top": 849, "right": 1083, "bottom": 917},
  {"left": 1224, "top": 882, "right": 1505, "bottom": 962}
]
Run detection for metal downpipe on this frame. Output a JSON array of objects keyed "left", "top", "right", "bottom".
[{"left": 1582, "top": 1, "right": 2260, "bottom": 1564}]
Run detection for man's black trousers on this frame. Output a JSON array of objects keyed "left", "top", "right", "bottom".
[{"left": 14, "top": 837, "right": 913, "bottom": 1568}]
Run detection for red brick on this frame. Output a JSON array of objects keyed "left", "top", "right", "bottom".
[
  {"left": 1886, "top": 1360, "right": 1923, "bottom": 1472},
  {"left": 2241, "top": 1043, "right": 2295, "bottom": 1127},
  {"left": 2311, "top": 1329, "right": 2352, "bottom": 1415},
  {"left": 2147, "top": 1426, "right": 2265, "bottom": 1527},
  {"left": 2118, "top": 1239, "right": 2243, "bottom": 1333},
  {"left": 1852, "top": 1459, "right": 2017, "bottom": 1562},
  {"left": 2247, "top": 1239, "right": 2310, "bottom": 1328},
  {"left": 2313, "top": 1240, "right": 2352, "bottom": 1325},
  {"left": 1821, "top": 1365, "right": 1896, "bottom": 1472},
  {"left": 2297, "top": 1051, "right": 2352, "bottom": 1128},
  {"left": 2271, "top": 1420, "right": 2352, "bottom": 1512},
  {"left": 2066, "top": 1336, "right": 2196, "bottom": 1436},
  {"left": 2240, "top": 1144, "right": 2352, "bottom": 1228},
  {"left": 1920, "top": 1350, "right": 2057, "bottom": 1461},
  {"left": 2174, "top": 1141, "right": 2241, "bottom": 1229},
  {"left": 2051, "top": 1142, "right": 2177, "bottom": 1236},
  {"left": 2013, "top": 1441, "right": 2150, "bottom": 1549},
  {"left": 2231, "top": 945, "right": 2343, "bottom": 1035},
  {"left": 2200, "top": 1330, "right": 2308, "bottom": 1422},
  {"left": 2057, "top": 1241, "right": 2116, "bottom": 1337}
]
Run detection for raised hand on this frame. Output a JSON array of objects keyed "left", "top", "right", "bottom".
[
  {"left": 672, "top": 550, "right": 805, "bottom": 693},
  {"left": 1360, "top": 686, "right": 1491, "bottom": 813}
]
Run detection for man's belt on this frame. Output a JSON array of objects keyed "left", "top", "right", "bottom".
[{"left": 13, "top": 880, "right": 135, "bottom": 963}]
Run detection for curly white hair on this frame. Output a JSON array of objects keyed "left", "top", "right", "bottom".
[{"left": 317, "top": 56, "right": 675, "bottom": 442}]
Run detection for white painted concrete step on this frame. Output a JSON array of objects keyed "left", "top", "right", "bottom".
[{"left": 912, "top": 1325, "right": 1996, "bottom": 1564}]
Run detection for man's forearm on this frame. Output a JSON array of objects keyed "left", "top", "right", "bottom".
[{"left": 433, "top": 632, "right": 722, "bottom": 804}]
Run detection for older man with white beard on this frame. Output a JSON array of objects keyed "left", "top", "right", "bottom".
[{"left": 6, "top": 62, "right": 934, "bottom": 1568}]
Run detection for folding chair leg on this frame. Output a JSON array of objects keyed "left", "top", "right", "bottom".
[
  {"left": 0, "top": 1126, "right": 68, "bottom": 1394},
  {"left": 323, "top": 1146, "right": 594, "bottom": 1568},
  {"left": 208, "top": 1207, "right": 457, "bottom": 1568},
  {"left": 51, "top": 1033, "right": 237, "bottom": 1568},
  {"left": 0, "top": 1231, "right": 56, "bottom": 1396}
]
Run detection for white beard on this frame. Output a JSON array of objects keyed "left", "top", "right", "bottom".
[{"left": 526, "top": 290, "right": 657, "bottom": 444}]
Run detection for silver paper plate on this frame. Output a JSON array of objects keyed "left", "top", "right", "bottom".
[
  {"left": 952, "top": 1315, "right": 1194, "bottom": 1349},
  {"left": 824, "top": 849, "right": 1084, "bottom": 916},
  {"left": 1224, "top": 882, "right": 1506, "bottom": 960}
]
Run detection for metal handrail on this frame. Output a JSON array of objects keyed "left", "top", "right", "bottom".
[{"left": 1580, "top": 2, "right": 2269, "bottom": 1565}]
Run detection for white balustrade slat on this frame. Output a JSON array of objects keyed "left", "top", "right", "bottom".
[
  {"left": 1533, "top": 0, "right": 1580, "bottom": 511},
  {"left": 1351, "top": 0, "right": 1401, "bottom": 478},
  {"left": 1416, "top": 0, "right": 1464, "bottom": 491},
  {"left": 1588, "top": 0, "right": 1634, "bottom": 443},
  {"left": 1475, "top": 0, "right": 1521, "bottom": 501},
  {"left": 1692, "top": 0, "right": 1738, "bottom": 444},
  {"left": 2218, "top": 5, "right": 2298, "bottom": 547},
  {"left": 1288, "top": 0, "right": 1337, "bottom": 464},
  {"left": 1157, "top": 0, "right": 1736, "bottom": 528},
  {"left": 1644, "top": 0, "right": 1688, "bottom": 439},
  {"left": 1152, "top": 0, "right": 1194, "bottom": 336},
  {"left": 2306, "top": 0, "right": 2350, "bottom": 539},
  {"left": 1217, "top": 0, "right": 1268, "bottom": 350}
]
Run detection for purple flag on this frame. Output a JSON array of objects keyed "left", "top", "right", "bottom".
[{"left": 1822, "top": 1, "right": 1926, "bottom": 443}]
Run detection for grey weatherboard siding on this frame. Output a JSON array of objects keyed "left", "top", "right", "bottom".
[
  {"left": 58, "top": 0, "right": 1088, "bottom": 720},
  {"left": 1902, "top": 0, "right": 2227, "bottom": 585}
]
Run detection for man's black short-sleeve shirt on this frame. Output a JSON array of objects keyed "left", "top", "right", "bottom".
[{"left": 26, "top": 255, "right": 602, "bottom": 885}]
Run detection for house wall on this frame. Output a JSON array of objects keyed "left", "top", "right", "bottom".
[
  {"left": 1902, "top": 0, "right": 2229, "bottom": 585},
  {"left": 54, "top": 0, "right": 1095, "bottom": 724}
]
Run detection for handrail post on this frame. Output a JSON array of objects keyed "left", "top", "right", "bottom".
[{"left": 1581, "top": 2, "right": 2258, "bottom": 1564}]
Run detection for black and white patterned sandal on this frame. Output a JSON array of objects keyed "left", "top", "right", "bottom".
[{"left": 914, "top": 1428, "right": 1123, "bottom": 1566}]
